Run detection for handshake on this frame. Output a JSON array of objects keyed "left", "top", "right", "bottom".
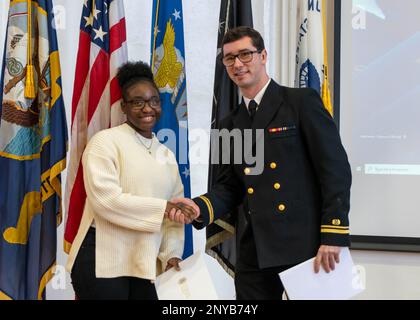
[{"left": 164, "top": 198, "right": 201, "bottom": 224}]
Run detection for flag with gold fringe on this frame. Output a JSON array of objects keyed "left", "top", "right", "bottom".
[
  {"left": 0, "top": 0, "right": 67, "bottom": 300},
  {"left": 295, "top": 0, "right": 333, "bottom": 116}
]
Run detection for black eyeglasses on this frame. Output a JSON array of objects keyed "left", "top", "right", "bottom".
[
  {"left": 222, "top": 50, "right": 262, "bottom": 67},
  {"left": 125, "top": 97, "right": 161, "bottom": 110}
]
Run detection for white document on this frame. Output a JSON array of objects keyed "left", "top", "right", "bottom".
[
  {"left": 155, "top": 251, "right": 219, "bottom": 300},
  {"left": 279, "top": 248, "right": 365, "bottom": 300}
]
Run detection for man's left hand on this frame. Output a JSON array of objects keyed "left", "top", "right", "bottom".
[
  {"left": 165, "top": 257, "right": 182, "bottom": 272},
  {"left": 314, "top": 245, "right": 342, "bottom": 273}
]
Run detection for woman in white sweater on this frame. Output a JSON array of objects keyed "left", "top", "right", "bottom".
[{"left": 66, "top": 61, "right": 196, "bottom": 300}]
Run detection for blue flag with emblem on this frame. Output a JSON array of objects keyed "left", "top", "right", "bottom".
[
  {"left": 150, "top": 0, "right": 192, "bottom": 258},
  {"left": 0, "top": 0, "right": 68, "bottom": 300},
  {"left": 295, "top": 0, "right": 333, "bottom": 116}
]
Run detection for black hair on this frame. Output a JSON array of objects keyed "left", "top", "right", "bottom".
[
  {"left": 222, "top": 26, "right": 265, "bottom": 55},
  {"left": 116, "top": 61, "right": 159, "bottom": 100}
]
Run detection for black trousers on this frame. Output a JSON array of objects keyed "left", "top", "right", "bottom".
[
  {"left": 71, "top": 227, "right": 158, "bottom": 300},
  {"left": 235, "top": 266, "right": 292, "bottom": 300},
  {"left": 235, "top": 218, "right": 293, "bottom": 300}
]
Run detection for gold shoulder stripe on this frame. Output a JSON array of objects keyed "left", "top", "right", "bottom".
[
  {"left": 321, "top": 228, "right": 350, "bottom": 235},
  {"left": 199, "top": 196, "right": 214, "bottom": 224},
  {"left": 321, "top": 225, "right": 349, "bottom": 230}
]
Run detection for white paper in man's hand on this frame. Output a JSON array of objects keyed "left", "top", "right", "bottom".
[
  {"left": 155, "top": 251, "right": 219, "bottom": 300},
  {"left": 279, "top": 248, "right": 365, "bottom": 300}
]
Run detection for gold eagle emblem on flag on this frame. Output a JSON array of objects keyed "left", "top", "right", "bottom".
[{"left": 154, "top": 20, "right": 182, "bottom": 89}]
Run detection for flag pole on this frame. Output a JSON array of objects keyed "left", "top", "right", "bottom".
[
  {"left": 322, "top": 0, "right": 333, "bottom": 116},
  {"left": 151, "top": 0, "right": 160, "bottom": 70}
]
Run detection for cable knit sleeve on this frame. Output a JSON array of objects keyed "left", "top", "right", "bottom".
[
  {"left": 82, "top": 134, "right": 167, "bottom": 233},
  {"left": 158, "top": 157, "right": 185, "bottom": 268}
]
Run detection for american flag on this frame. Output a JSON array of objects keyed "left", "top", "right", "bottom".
[{"left": 64, "top": 0, "right": 128, "bottom": 253}]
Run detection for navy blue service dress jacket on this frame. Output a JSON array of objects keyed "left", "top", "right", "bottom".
[{"left": 193, "top": 80, "right": 352, "bottom": 269}]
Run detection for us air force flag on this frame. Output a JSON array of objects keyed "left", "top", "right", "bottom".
[
  {"left": 151, "top": 0, "right": 192, "bottom": 258},
  {"left": 0, "top": 0, "right": 68, "bottom": 300},
  {"left": 296, "top": 0, "right": 333, "bottom": 116}
]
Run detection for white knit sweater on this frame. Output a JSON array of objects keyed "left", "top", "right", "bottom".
[{"left": 66, "top": 123, "right": 185, "bottom": 280}]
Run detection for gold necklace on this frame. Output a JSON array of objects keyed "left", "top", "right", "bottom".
[{"left": 136, "top": 133, "right": 153, "bottom": 154}]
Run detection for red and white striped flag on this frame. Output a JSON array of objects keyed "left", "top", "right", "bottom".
[{"left": 64, "top": 0, "right": 128, "bottom": 253}]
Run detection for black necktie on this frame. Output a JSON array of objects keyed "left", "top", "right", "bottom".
[{"left": 248, "top": 100, "right": 258, "bottom": 122}]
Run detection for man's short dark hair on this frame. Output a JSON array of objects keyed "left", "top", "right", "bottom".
[{"left": 221, "top": 26, "right": 265, "bottom": 55}]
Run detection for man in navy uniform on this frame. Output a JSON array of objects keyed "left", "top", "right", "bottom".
[{"left": 169, "top": 26, "right": 352, "bottom": 300}]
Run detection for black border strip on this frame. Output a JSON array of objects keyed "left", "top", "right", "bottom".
[
  {"left": 334, "top": 0, "right": 420, "bottom": 253},
  {"left": 351, "top": 236, "right": 420, "bottom": 252}
]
